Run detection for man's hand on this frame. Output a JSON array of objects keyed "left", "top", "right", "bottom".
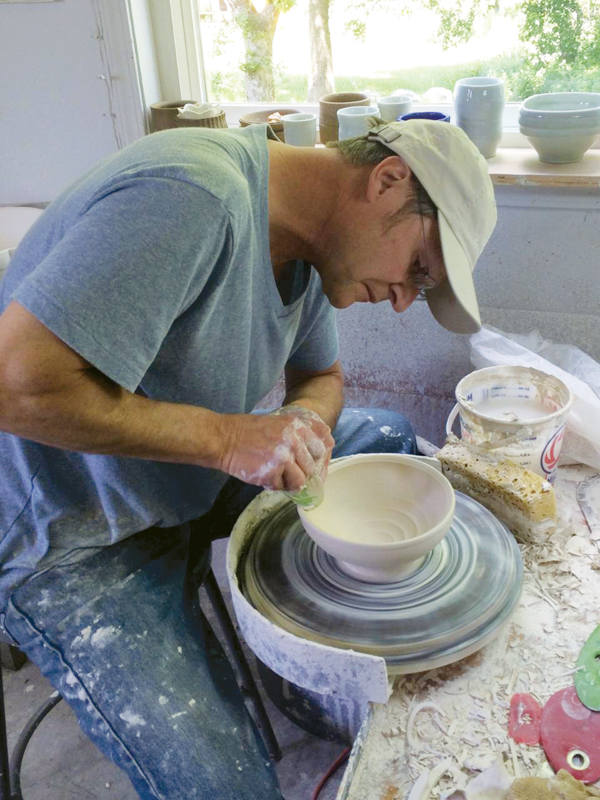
[{"left": 218, "top": 406, "right": 334, "bottom": 492}]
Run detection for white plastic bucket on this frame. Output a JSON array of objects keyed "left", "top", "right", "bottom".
[{"left": 446, "top": 366, "right": 573, "bottom": 483}]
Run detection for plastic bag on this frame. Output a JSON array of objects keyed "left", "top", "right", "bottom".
[{"left": 469, "top": 325, "right": 600, "bottom": 471}]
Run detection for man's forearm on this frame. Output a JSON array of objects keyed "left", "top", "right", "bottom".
[
  {"left": 283, "top": 361, "right": 344, "bottom": 431},
  {"left": 0, "top": 301, "right": 233, "bottom": 467},
  {"left": 0, "top": 364, "right": 230, "bottom": 467}
]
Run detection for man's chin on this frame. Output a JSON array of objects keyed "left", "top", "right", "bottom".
[{"left": 328, "top": 297, "right": 354, "bottom": 310}]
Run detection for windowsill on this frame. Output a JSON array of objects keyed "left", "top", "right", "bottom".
[
  {"left": 219, "top": 103, "right": 600, "bottom": 187},
  {"left": 487, "top": 147, "right": 600, "bottom": 188}
]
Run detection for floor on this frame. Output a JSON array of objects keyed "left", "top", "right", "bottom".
[{"left": 2, "top": 539, "right": 348, "bottom": 800}]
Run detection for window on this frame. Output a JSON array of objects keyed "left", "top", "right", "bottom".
[
  {"left": 166, "top": 0, "right": 600, "bottom": 146},
  {"left": 186, "top": 0, "right": 600, "bottom": 103}
]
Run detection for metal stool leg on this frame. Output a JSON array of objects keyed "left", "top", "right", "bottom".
[
  {"left": 9, "top": 692, "right": 62, "bottom": 799},
  {"left": 203, "top": 568, "right": 282, "bottom": 762},
  {"left": 0, "top": 664, "right": 12, "bottom": 800}
]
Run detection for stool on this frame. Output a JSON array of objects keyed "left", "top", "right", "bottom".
[
  {"left": 0, "top": 634, "right": 62, "bottom": 800},
  {"left": 0, "top": 566, "right": 280, "bottom": 800}
]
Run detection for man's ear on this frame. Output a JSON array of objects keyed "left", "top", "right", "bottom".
[{"left": 367, "top": 155, "right": 411, "bottom": 201}]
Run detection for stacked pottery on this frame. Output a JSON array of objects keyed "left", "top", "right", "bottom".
[
  {"left": 318, "top": 92, "right": 370, "bottom": 144},
  {"left": 518, "top": 92, "right": 600, "bottom": 163},
  {"left": 453, "top": 77, "right": 505, "bottom": 158},
  {"left": 150, "top": 101, "right": 227, "bottom": 131}
]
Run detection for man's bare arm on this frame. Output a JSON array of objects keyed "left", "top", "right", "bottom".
[{"left": 0, "top": 301, "right": 332, "bottom": 491}]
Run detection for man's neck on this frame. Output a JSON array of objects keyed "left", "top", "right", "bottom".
[{"left": 267, "top": 141, "right": 344, "bottom": 274}]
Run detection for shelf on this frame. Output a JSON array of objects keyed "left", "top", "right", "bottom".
[{"left": 488, "top": 148, "right": 600, "bottom": 188}]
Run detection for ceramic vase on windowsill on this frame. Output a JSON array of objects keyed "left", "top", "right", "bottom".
[
  {"left": 453, "top": 77, "right": 505, "bottom": 159},
  {"left": 318, "top": 92, "right": 371, "bottom": 145}
]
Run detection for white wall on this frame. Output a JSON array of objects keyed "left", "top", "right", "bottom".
[
  {"left": 0, "top": 0, "right": 146, "bottom": 205},
  {"left": 338, "top": 185, "right": 600, "bottom": 445}
]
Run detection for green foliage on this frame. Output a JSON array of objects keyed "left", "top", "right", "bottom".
[
  {"left": 510, "top": 62, "right": 600, "bottom": 97},
  {"left": 345, "top": 19, "right": 367, "bottom": 41},
  {"left": 344, "top": 0, "right": 410, "bottom": 42},
  {"left": 520, "top": 0, "right": 583, "bottom": 67},
  {"left": 423, "top": 0, "right": 479, "bottom": 47},
  {"left": 234, "top": 10, "right": 262, "bottom": 38},
  {"left": 207, "top": 50, "right": 600, "bottom": 103},
  {"left": 272, "top": 0, "right": 296, "bottom": 11},
  {"left": 210, "top": 70, "right": 242, "bottom": 101}
]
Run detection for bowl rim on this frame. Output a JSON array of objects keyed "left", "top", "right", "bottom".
[
  {"left": 520, "top": 92, "right": 600, "bottom": 114},
  {"left": 298, "top": 453, "right": 456, "bottom": 551}
]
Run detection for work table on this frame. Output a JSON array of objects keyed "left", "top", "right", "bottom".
[{"left": 337, "top": 463, "right": 600, "bottom": 799}]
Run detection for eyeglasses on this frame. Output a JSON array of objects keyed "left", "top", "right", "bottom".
[{"left": 408, "top": 209, "right": 438, "bottom": 302}]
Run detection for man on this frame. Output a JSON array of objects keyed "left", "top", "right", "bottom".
[{"left": 0, "top": 119, "right": 496, "bottom": 798}]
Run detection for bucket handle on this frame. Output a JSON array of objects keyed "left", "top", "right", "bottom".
[{"left": 446, "top": 403, "right": 461, "bottom": 438}]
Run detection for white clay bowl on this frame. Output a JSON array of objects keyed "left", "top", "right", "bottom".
[
  {"left": 298, "top": 454, "right": 456, "bottom": 583},
  {"left": 518, "top": 92, "right": 600, "bottom": 130}
]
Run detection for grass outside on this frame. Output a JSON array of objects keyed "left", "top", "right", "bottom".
[{"left": 210, "top": 54, "right": 600, "bottom": 104}]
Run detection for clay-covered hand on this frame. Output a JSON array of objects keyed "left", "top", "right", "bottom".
[{"left": 219, "top": 405, "right": 334, "bottom": 493}]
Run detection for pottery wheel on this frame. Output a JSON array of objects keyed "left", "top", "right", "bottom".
[{"left": 240, "top": 491, "right": 523, "bottom": 674}]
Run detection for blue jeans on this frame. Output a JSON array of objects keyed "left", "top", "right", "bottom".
[{"left": 3, "top": 408, "right": 415, "bottom": 799}]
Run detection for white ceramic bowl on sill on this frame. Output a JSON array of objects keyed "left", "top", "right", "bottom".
[
  {"left": 519, "top": 92, "right": 600, "bottom": 128},
  {"left": 518, "top": 92, "right": 600, "bottom": 162},
  {"left": 519, "top": 125, "right": 600, "bottom": 164}
]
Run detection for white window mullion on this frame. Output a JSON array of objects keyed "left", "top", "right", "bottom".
[{"left": 169, "top": 0, "right": 208, "bottom": 103}]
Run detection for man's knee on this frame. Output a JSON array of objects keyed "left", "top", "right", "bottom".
[{"left": 332, "top": 407, "right": 417, "bottom": 458}]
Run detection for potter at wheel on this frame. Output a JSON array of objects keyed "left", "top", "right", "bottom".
[{"left": 240, "top": 491, "right": 523, "bottom": 674}]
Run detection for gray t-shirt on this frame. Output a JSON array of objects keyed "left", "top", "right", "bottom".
[{"left": 0, "top": 125, "right": 338, "bottom": 605}]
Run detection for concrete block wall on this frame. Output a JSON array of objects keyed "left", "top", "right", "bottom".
[{"left": 337, "top": 184, "right": 600, "bottom": 447}]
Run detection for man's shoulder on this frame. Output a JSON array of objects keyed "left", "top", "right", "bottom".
[{"left": 113, "top": 126, "right": 266, "bottom": 214}]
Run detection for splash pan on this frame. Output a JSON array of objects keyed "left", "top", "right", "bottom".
[{"left": 240, "top": 491, "right": 523, "bottom": 674}]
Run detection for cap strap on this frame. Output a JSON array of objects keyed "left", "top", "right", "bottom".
[{"left": 367, "top": 124, "right": 402, "bottom": 143}]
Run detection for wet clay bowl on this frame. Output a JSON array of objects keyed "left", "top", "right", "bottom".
[{"left": 298, "top": 454, "right": 456, "bottom": 583}]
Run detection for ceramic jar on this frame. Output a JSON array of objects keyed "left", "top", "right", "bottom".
[
  {"left": 337, "top": 106, "right": 379, "bottom": 140},
  {"left": 377, "top": 95, "right": 413, "bottom": 122},
  {"left": 318, "top": 92, "right": 370, "bottom": 145},
  {"left": 281, "top": 112, "right": 317, "bottom": 147},
  {"left": 453, "top": 77, "right": 505, "bottom": 158}
]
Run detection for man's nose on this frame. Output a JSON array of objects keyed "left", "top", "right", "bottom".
[{"left": 389, "top": 285, "right": 418, "bottom": 313}]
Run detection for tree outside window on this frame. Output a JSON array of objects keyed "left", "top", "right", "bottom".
[{"left": 196, "top": 0, "right": 600, "bottom": 103}]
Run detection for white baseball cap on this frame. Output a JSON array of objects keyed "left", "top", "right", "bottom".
[{"left": 367, "top": 120, "right": 497, "bottom": 334}]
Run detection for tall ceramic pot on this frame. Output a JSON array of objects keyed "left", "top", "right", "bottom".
[
  {"left": 453, "top": 77, "right": 505, "bottom": 158},
  {"left": 319, "top": 92, "right": 370, "bottom": 145}
]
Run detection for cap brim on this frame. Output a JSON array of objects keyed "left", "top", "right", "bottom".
[{"left": 426, "top": 210, "right": 481, "bottom": 334}]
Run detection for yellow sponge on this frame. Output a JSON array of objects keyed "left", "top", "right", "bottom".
[{"left": 436, "top": 434, "right": 556, "bottom": 538}]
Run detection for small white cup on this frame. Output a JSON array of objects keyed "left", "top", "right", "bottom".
[
  {"left": 337, "top": 106, "right": 379, "bottom": 140},
  {"left": 377, "top": 95, "right": 413, "bottom": 123},
  {"left": 281, "top": 112, "right": 317, "bottom": 147},
  {"left": 453, "top": 77, "right": 505, "bottom": 158}
]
